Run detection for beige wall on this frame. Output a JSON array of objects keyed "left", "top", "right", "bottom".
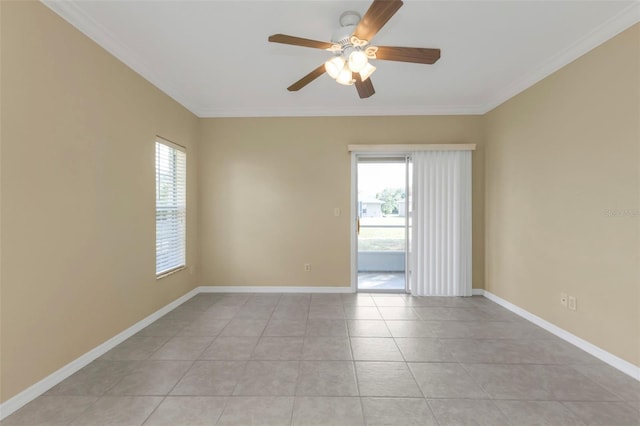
[
  {"left": 198, "top": 116, "right": 485, "bottom": 289},
  {"left": 2, "top": 0, "right": 638, "bottom": 408},
  {"left": 0, "top": 2, "right": 200, "bottom": 402},
  {"left": 484, "top": 25, "right": 640, "bottom": 365}
]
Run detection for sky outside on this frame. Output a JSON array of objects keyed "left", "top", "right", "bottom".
[{"left": 358, "top": 163, "right": 406, "bottom": 199}]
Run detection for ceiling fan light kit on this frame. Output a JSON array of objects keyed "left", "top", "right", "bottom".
[
  {"left": 326, "top": 35, "right": 376, "bottom": 86},
  {"left": 347, "top": 49, "right": 369, "bottom": 73},
  {"left": 268, "top": 0, "right": 441, "bottom": 99},
  {"left": 336, "top": 63, "right": 356, "bottom": 85},
  {"left": 325, "top": 56, "right": 346, "bottom": 79},
  {"left": 359, "top": 62, "right": 377, "bottom": 82}
]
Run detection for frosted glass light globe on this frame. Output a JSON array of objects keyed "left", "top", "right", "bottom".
[
  {"left": 348, "top": 50, "right": 368, "bottom": 72},
  {"left": 325, "top": 56, "right": 346, "bottom": 79}
]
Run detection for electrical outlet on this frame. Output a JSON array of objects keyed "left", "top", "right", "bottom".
[
  {"left": 560, "top": 293, "right": 568, "bottom": 307},
  {"left": 568, "top": 296, "right": 577, "bottom": 311},
  {"left": 304, "top": 263, "right": 311, "bottom": 272}
]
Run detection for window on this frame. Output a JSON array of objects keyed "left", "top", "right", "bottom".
[{"left": 155, "top": 139, "right": 186, "bottom": 276}]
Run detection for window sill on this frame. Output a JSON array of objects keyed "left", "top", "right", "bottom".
[{"left": 156, "top": 266, "right": 186, "bottom": 280}]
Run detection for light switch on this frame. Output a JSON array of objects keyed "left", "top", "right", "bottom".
[{"left": 334, "top": 208, "right": 340, "bottom": 217}]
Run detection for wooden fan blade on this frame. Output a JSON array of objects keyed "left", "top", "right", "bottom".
[
  {"left": 287, "top": 64, "right": 326, "bottom": 91},
  {"left": 268, "top": 34, "right": 333, "bottom": 50},
  {"left": 354, "top": 0, "right": 403, "bottom": 42},
  {"left": 375, "top": 46, "right": 441, "bottom": 64},
  {"left": 354, "top": 74, "right": 375, "bottom": 99}
]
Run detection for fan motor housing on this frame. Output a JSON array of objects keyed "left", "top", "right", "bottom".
[
  {"left": 339, "top": 10, "right": 361, "bottom": 26},
  {"left": 332, "top": 11, "right": 361, "bottom": 45}
]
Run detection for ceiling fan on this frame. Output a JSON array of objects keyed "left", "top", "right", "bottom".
[{"left": 268, "top": 0, "right": 440, "bottom": 99}]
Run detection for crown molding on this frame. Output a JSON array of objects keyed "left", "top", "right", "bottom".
[
  {"left": 42, "top": 1, "right": 639, "bottom": 119},
  {"left": 41, "top": 0, "right": 200, "bottom": 115},
  {"left": 481, "top": 1, "right": 640, "bottom": 114},
  {"left": 193, "top": 104, "right": 485, "bottom": 118}
]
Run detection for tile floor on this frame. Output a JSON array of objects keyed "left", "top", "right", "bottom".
[{"left": 3, "top": 293, "right": 640, "bottom": 426}]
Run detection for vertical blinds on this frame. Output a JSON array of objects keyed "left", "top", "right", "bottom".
[
  {"left": 155, "top": 140, "right": 186, "bottom": 276},
  {"left": 411, "top": 150, "right": 472, "bottom": 296}
]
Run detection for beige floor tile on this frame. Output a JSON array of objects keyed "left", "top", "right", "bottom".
[
  {"left": 344, "top": 307, "right": 383, "bottom": 320},
  {"left": 302, "top": 336, "right": 352, "bottom": 360},
  {"left": 232, "top": 361, "right": 300, "bottom": 396},
  {"left": 394, "top": 338, "right": 455, "bottom": 362},
  {"left": 562, "top": 401, "right": 640, "bottom": 426},
  {"left": 413, "top": 306, "right": 489, "bottom": 321},
  {"left": 9, "top": 293, "right": 636, "bottom": 426},
  {"left": 362, "top": 397, "right": 438, "bottom": 426},
  {"left": 68, "top": 396, "right": 162, "bottom": 426},
  {"left": 347, "top": 320, "right": 391, "bottom": 337},
  {"left": 296, "top": 361, "right": 358, "bottom": 396},
  {"left": 494, "top": 400, "right": 586, "bottom": 426},
  {"left": 351, "top": 337, "right": 403, "bottom": 361},
  {"left": 377, "top": 307, "right": 421, "bottom": 320},
  {"left": 264, "top": 319, "right": 308, "bottom": 337},
  {"left": 101, "top": 336, "right": 170, "bottom": 361},
  {"left": 106, "top": 360, "right": 192, "bottom": 396},
  {"left": 143, "top": 396, "right": 226, "bottom": 425},
  {"left": 305, "top": 319, "right": 348, "bottom": 336},
  {"left": 251, "top": 336, "right": 304, "bottom": 360},
  {"left": 356, "top": 362, "right": 422, "bottom": 397},
  {"left": 217, "top": 396, "right": 294, "bottom": 426},
  {"left": 428, "top": 399, "right": 510, "bottom": 426},
  {"left": 136, "top": 319, "right": 189, "bottom": 337},
  {"left": 170, "top": 361, "right": 246, "bottom": 396},
  {"left": 1, "top": 396, "right": 98, "bottom": 426},
  {"left": 571, "top": 364, "right": 640, "bottom": 402},
  {"left": 45, "top": 360, "right": 133, "bottom": 396},
  {"left": 310, "top": 294, "right": 343, "bottom": 305},
  {"left": 292, "top": 397, "right": 364, "bottom": 426},
  {"left": 463, "top": 363, "right": 620, "bottom": 401},
  {"left": 385, "top": 320, "right": 434, "bottom": 338},
  {"left": 341, "top": 293, "right": 377, "bottom": 307},
  {"left": 199, "top": 336, "right": 259, "bottom": 360},
  {"left": 308, "top": 304, "right": 345, "bottom": 319},
  {"left": 409, "top": 362, "right": 489, "bottom": 399},
  {"left": 219, "top": 319, "right": 268, "bottom": 336},
  {"left": 373, "top": 297, "right": 411, "bottom": 307},
  {"left": 150, "top": 336, "right": 214, "bottom": 360},
  {"left": 177, "top": 317, "right": 230, "bottom": 337}
]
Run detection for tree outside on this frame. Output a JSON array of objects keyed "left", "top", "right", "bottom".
[{"left": 376, "top": 187, "right": 405, "bottom": 215}]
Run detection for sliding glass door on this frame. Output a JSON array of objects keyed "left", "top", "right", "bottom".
[{"left": 356, "top": 156, "right": 410, "bottom": 293}]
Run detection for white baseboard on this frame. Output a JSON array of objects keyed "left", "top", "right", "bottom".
[
  {"left": 472, "top": 288, "right": 484, "bottom": 296},
  {"left": 197, "top": 285, "right": 353, "bottom": 294},
  {"left": 0, "top": 287, "right": 200, "bottom": 420},
  {"left": 478, "top": 289, "right": 640, "bottom": 381},
  {"left": 4, "top": 285, "right": 637, "bottom": 420},
  {"left": 0, "top": 284, "right": 354, "bottom": 419}
]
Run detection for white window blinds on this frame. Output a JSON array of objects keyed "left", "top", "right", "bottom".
[
  {"left": 411, "top": 150, "right": 472, "bottom": 296},
  {"left": 155, "top": 139, "right": 186, "bottom": 276}
]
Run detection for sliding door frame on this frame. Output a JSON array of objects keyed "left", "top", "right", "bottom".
[
  {"left": 348, "top": 144, "right": 476, "bottom": 294},
  {"left": 350, "top": 151, "right": 412, "bottom": 294}
]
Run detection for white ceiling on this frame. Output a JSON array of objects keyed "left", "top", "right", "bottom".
[{"left": 43, "top": 1, "right": 639, "bottom": 117}]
